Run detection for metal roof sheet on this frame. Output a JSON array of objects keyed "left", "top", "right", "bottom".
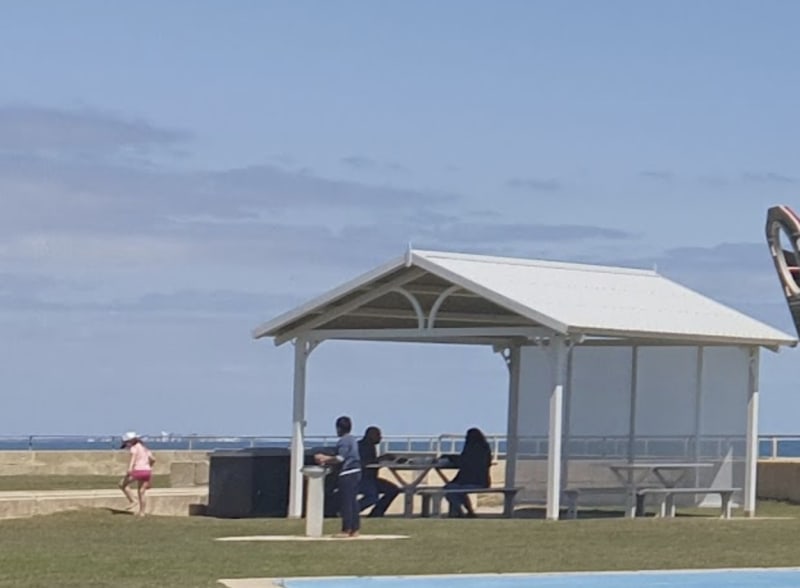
[{"left": 253, "top": 249, "right": 797, "bottom": 348}]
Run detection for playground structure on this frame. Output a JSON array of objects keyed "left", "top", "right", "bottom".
[{"left": 766, "top": 205, "right": 800, "bottom": 337}]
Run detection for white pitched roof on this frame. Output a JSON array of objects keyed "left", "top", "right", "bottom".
[{"left": 253, "top": 249, "right": 796, "bottom": 348}]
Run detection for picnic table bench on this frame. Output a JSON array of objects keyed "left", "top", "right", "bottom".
[
  {"left": 417, "top": 486, "right": 522, "bottom": 518},
  {"left": 563, "top": 462, "right": 720, "bottom": 518},
  {"left": 562, "top": 486, "right": 632, "bottom": 519},
  {"left": 636, "top": 487, "right": 739, "bottom": 519},
  {"left": 366, "top": 458, "right": 458, "bottom": 517}
]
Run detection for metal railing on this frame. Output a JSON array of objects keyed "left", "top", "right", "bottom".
[
  {"left": 0, "top": 433, "right": 504, "bottom": 454},
  {"left": 758, "top": 435, "right": 800, "bottom": 460},
  {"left": 433, "top": 433, "right": 506, "bottom": 461},
  {"left": 0, "top": 433, "right": 796, "bottom": 459}
]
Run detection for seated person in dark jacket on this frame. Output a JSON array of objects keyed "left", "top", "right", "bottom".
[
  {"left": 357, "top": 426, "right": 400, "bottom": 517},
  {"left": 445, "top": 427, "right": 492, "bottom": 518}
]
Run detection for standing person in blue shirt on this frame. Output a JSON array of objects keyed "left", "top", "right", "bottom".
[{"left": 314, "top": 416, "right": 361, "bottom": 537}]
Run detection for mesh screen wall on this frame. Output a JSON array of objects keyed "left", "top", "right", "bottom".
[{"left": 512, "top": 343, "right": 751, "bottom": 510}]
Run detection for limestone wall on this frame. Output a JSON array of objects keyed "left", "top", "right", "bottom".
[{"left": 757, "top": 460, "right": 800, "bottom": 502}]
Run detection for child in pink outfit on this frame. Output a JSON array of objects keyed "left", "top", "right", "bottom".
[{"left": 118, "top": 431, "right": 155, "bottom": 516}]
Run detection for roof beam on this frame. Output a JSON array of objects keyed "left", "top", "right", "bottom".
[
  {"left": 307, "top": 326, "right": 554, "bottom": 342},
  {"left": 316, "top": 335, "right": 527, "bottom": 346},
  {"left": 576, "top": 328, "right": 794, "bottom": 350},
  {"left": 401, "top": 284, "right": 482, "bottom": 298},
  {"left": 575, "top": 337, "right": 778, "bottom": 349},
  {"left": 347, "top": 307, "right": 535, "bottom": 325},
  {"left": 274, "top": 269, "right": 426, "bottom": 345}
]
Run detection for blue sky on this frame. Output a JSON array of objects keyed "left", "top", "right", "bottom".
[{"left": 2, "top": 1, "right": 800, "bottom": 436}]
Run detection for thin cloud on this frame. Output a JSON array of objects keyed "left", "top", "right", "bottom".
[
  {"left": 506, "top": 177, "right": 561, "bottom": 192},
  {"left": 659, "top": 242, "right": 772, "bottom": 268},
  {"left": 608, "top": 242, "right": 784, "bottom": 306},
  {"left": 434, "top": 222, "right": 635, "bottom": 243},
  {"left": 639, "top": 170, "right": 674, "bottom": 182},
  {"left": 0, "top": 154, "right": 451, "bottom": 237},
  {"left": 609, "top": 242, "right": 773, "bottom": 276},
  {"left": 401, "top": 209, "right": 460, "bottom": 226},
  {"left": 698, "top": 175, "right": 730, "bottom": 188},
  {"left": 0, "top": 108, "right": 446, "bottom": 243},
  {"left": 341, "top": 155, "right": 379, "bottom": 170},
  {"left": 0, "top": 104, "right": 189, "bottom": 153},
  {"left": 118, "top": 289, "right": 299, "bottom": 315},
  {"left": 742, "top": 172, "right": 797, "bottom": 185},
  {"left": 0, "top": 275, "right": 298, "bottom": 316},
  {"left": 340, "top": 155, "right": 408, "bottom": 174}
]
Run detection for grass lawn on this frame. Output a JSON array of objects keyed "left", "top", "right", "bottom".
[
  {"left": 1, "top": 501, "right": 799, "bottom": 588},
  {"left": 0, "top": 475, "right": 170, "bottom": 492}
]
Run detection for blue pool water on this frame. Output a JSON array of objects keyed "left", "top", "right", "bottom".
[{"left": 279, "top": 569, "right": 800, "bottom": 588}]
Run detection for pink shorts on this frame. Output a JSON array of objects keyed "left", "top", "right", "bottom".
[{"left": 129, "top": 470, "right": 152, "bottom": 482}]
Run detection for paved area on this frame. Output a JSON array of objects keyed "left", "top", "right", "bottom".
[{"left": 218, "top": 580, "right": 283, "bottom": 588}]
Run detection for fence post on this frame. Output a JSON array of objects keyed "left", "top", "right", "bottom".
[{"left": 772, "top": 436, "right": 778, "bottom": 460}]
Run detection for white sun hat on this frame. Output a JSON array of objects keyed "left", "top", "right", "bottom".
[{"left": 120, "top": 431, "right": 139, "bottom": 447}]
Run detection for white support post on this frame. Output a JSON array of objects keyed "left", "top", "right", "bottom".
[
  {"left": 503, "top": 346, "right": 521, "bottom": 496},
  {"left": 546, "top": 336, "right": 567, "bottom": 520},
  {"left": 745, "top": 346, "right": 760, "bottom": 517},
  {"left": 288, "top": 338, "right": 310, "bottom": 519},
  {"left": 560, "top": 344, "right": 575, "bottom": 495},
  {"left": 693, "top": 347, "right": 704, "bottom": 486},
  {"left": 627, "top": 346, "right": 638, "bottom": 465}
]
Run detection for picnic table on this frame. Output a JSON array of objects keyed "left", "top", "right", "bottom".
[
  {"left": 367, "top": 455, "right": 458, "bottom": 517},
  {"left": 605, "top": 461, "right": 715, "bottom": 517}
]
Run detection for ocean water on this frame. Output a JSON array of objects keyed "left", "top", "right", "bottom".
[{"left": 0, "top": 436, "right": 471, "bottom": 454}]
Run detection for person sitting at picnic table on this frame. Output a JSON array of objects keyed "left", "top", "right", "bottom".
[
  {"left": 357, "top": 426, "right": 400, "bottom": 517},
  {"left": 444, "top": 427, "right": 492, "bottom": 518}
]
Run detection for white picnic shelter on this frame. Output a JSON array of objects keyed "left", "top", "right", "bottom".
[{"left": 252, "top": 249, "right": 796, "bottom": 519}]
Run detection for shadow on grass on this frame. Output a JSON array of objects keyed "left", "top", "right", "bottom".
[
  {"left": 513, "top": 507, "right": 732, "bottom": 520},
  {"left": 104, "top": 507, "right": 135, "bottom": 516}
]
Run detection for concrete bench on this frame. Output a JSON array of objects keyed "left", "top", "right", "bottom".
[
  {"left": 636, "top": 487, "right": 739, "bottom": 519},
  {"left": 417, "top": 487, "right": 521, "bottom": 518},
  {"left": 562, "top": 486, "right": 631, "bottom": 519}
]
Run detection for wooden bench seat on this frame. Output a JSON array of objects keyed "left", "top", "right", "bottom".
[
  {"left": 636, "top": 487, "right": 739, "bottom": 519},
  {"left": 417, "top": 487, "right": 521, "bottom": 518}
]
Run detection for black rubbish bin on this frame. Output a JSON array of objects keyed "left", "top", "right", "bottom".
[
  {"left": 207, "top": 448, "right": 291, "bottom": 518},
  {"left": 207, "top": 446, "right": 342, "bottom": 518}
]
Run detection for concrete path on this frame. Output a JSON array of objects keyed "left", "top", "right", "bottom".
[{"left": 218, "top": 580, "right": 282, "bottom": 588}]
